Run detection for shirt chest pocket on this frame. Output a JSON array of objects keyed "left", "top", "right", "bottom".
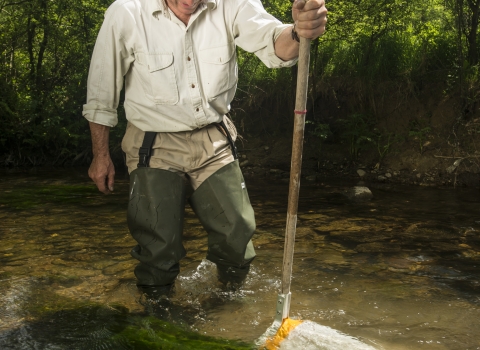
[
  {"left": 134, "top": 52, "right": 179, "bottom": 105},
  {"left": 198, "top": 43, "right": 238, "bottom": 101}
]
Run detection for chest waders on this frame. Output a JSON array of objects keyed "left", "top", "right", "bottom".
[{"left": 127, "top": 122, "right": 256, "bottom": 287}]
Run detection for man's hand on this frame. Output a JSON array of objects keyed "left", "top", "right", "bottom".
[
  {"left": 88, "top": 154, "right": 115, "bottom": 194},
  {"left": 88, "top": 122, "right": 115, "bottom": 194},
  {"left": 274, "top": 0, "right": 327, "bottom": 61},
  {"left": 292, "top": 0, "right": 327, "bottom": 40}
]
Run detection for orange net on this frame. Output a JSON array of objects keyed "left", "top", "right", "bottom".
[{"left": 264, "top": 318, "right": 303, "bottom": 350}]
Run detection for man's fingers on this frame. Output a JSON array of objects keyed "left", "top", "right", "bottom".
[
  {"left": 295, "top": 1, "right": 327, "bottom": 21},
  {"left": 90, "top": 172, "right": 110, "bottom": 194},
  {"left": 88, "top": 157, "right": 115, "bottom": 194},
  {"left": 293, "top": 0, "right": 327, "bottom": 39},
  {"left": 297, "top": 15, "right": 326, "bottom": 30},
  {"left": 294, "top": 0, "right": 325, "bottom": 11},
  {"left": 107, "top": 172, "right": 115, "bottom": 192},
  {"left": 296, "top": 24, "right": 326, "bottom": 39}
]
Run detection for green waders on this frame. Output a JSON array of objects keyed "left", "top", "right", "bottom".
[
  {"left": 190, "top": 160, "right": 256, "bottom": 284},
  {"left": 127, "top": 129, "right": 256, "bottom": 287},
  {"left": 128, "top": 167, "right": 186, "bottom": 287}
]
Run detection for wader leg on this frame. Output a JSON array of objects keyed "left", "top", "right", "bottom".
[
  {"left": 189, "top": 160, "right": 256, "bottom": 284},
  {"left": 128, "top": 168, "right": 186, "bottom": 287}
]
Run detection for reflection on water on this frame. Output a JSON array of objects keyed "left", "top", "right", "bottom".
[{"left": 0, "top": 169, "right": 479, "bottom": 349}]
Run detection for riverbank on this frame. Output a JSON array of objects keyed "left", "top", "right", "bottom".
[{"left": 236, "top": 133, "right": 480, "bottom": 189}]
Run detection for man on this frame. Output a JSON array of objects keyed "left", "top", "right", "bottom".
[{"left": 83, "top": 0, "right": 327, "bottom": 291}]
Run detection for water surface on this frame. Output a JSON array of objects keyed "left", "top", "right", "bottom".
[{"left": 0, "top": 169, "right": 479, "bottom": 349}]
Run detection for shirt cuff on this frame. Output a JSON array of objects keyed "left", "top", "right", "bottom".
[
  {"left": 82, "top": 104, "right": 118, "bottom": 127},
  {"left": 269, "top": 24, "right": 299, "bottom": 68}
]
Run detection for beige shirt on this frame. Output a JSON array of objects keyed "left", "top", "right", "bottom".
[{"left": 82, "top": 0, "right": 297, "bottom": 132}]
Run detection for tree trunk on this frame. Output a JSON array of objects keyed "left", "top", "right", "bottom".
[
  {"left": 27, "top": 14, "right": 36, "bottom": 85},
  {"left": 36, "top": 0, "right": 48, "bottom": 93},
  {"left": 33, "top": 0, "right": 49, "bottom": 115},
  {"left": 466, "top": 0, "right": 480, "bottom": 65}
]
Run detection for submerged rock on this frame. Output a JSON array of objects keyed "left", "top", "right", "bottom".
[{"left": 344, "top": 186, "right": 373, "bottom": 202}]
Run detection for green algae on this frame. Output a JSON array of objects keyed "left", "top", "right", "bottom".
[
  {"left": 6, "top": 283, "right": 253, "bottom": 350},
  {"left": 117, "top": 317, "right": 253, "bottom": 350},
  {"left": 36, "top": 304, "right": 254, "bottom": 349},
  {"left": 0, "top": 184, "right": 100, "bottom": 210}
]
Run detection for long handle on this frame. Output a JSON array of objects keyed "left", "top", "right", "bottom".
[{"left": 282, "top": 37, "right": 311, "bottom": 298}]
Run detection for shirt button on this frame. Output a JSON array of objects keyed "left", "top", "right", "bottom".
[
  {"left": 191, "top": 84, "right": 195, "bottom": 88},
  {"left": 196, "top": 108, "right": 199, "bottom": 112},
  {"left": 187, "top": 56, "right": 191, "bottom": 61}
]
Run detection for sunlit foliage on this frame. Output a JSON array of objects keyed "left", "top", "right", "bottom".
[{"left": 0, "top": 0, "right": 478, "bottom": 165}]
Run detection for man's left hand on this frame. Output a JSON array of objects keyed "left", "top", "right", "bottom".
[{"left": 292, "top": 0, "right": 327, "bottom": 40}]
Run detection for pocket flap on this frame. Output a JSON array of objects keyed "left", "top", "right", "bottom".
[
  {"left": 147, "top": 53, "right": 174, "bottom": 72},
  {"left": 199, "top": 44, "right": 235, "bottom": 65}
]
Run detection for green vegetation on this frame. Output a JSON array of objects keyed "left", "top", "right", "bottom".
[
  {"left": 0, "top": 183, "right": 102, "bottom": 209},
  {"left": 409, "top": 119, "right": 432, "bottom": 154},
  {"left": 0, "top": 0, "right": 479, "bottom": 165},
  {"left": 119, "top": 317, "right": 253, "bottom": 350},
  {"left": 373, "top": 130, "right": 399, "bottom": 165},
  {"left": 15, "top": 287, "right": 253, "bottom": 349},
  {"left": 339, "top": 113, "right": 374, "bottom": 160}
]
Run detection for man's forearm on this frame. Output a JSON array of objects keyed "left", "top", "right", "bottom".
[
  {"left": 89, "top": 122, "right": 111, "bottom": 158},
  {"left": 274, "top": 26, "right": 300, "bottom": 61}
]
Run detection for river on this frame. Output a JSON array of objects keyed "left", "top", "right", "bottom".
[{"left": 0, "top": 168, "right": 479, "bottom": 349}]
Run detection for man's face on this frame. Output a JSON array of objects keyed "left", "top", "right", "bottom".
[{"left": 166, "top": 0, "right": 203, "bottom": 17}]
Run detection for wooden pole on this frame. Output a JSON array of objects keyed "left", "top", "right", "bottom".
[{"left": 281, "top": 36, "right": 311, "bottom": 299}]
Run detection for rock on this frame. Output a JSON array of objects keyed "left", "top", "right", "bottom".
[
  {"left": 103, "top": 260, "right": 135, "bottom": 275},
  {"left": 269, "top": 169, "right": 282, "bottom": 173},
  {"left": 416, "top": 173, "right": 422, "bottom": 178},
  {"left": 378, "top": 175, "right": 387, "bottom": 181},
  {"left": 264, "top": 146, "right": 270, "bottom": 151},
  {"left": 447, "top": 158, "right": 463, "bottom": 173},
  {"left": 305, "top": 175, "right": 317, "bottom": 182},
  {"left": 356, "top": 242, "right": 401, "bottom": 253},
  {"left": 385, "top": 173, "right": 392, "bottom": 178},
  {"left": 344, "top": 186, "right": 373, "bottom": 202},
  {"left": 240, "top": 160, "right": 249, "bottom": 167},
  {"left": 241, "top": 154, "right": 247, "bottom": 159},
  {"left": 357, "top": 169, "right": 367, "bottom": 177}
]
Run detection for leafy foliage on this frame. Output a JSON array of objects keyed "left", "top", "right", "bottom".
[
  {"left": 339, "top": 113, "right": 375, "bottom": 160},
  {"left": 0, "top": 0, "right": 479, "bottom": 165}
]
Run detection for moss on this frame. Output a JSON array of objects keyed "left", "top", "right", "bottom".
[
  {"left": 0, "top": 184, "right": 101, "bottom": 210},
  {"left": 117, "top": 316, "right": 254, "bottom": 350},
  {"left": 17, "top": 288, "right": 253, "bottom": 349}
]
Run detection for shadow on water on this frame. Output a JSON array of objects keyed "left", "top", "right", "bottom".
[
  {"left": 0, "top": 277, "right": 251, "bottom": 349},
  {"left": 0, "top": 168, "right": 479, "bottom": 349}
]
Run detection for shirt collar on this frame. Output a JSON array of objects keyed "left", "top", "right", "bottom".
[{"left": 151, "top": 0, "right": 217, "bottom": 18}]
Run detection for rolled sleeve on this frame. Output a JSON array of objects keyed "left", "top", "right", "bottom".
[
  {"left": 233, "top": 0, "right": 297, "bottom": 68},
  {"left": 82, "top": 104, "right": 118, "bottom": 127},
  {"left": 268, "top": 24, "right": 298, "bottom": 67},
  {"left": 82, "top": 3, "right": 134, "bottom": 127}
]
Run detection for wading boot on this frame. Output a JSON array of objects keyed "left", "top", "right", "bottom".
[
  {"left": 128, "top": 168, "right": 186, "bottom": 287},
  {"left": 189, "top": 160, "right": 256, "bottom": 287}
]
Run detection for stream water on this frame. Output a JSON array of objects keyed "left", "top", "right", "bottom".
[{"left": 0, "top": 168, "right": 479, "bottom": 349}]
